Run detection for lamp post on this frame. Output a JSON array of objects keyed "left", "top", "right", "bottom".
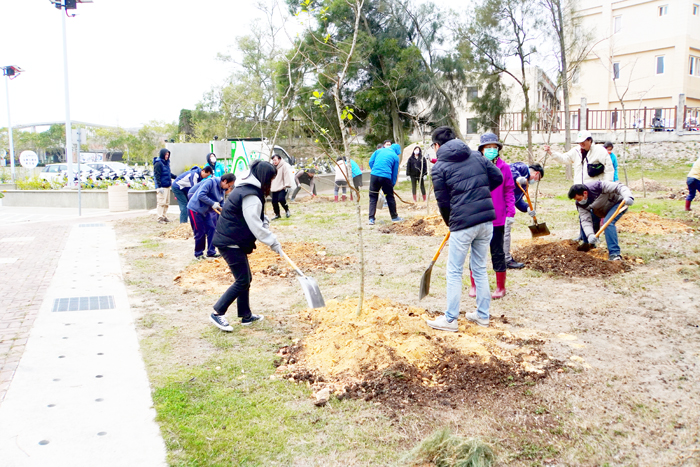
[
  {"left": 52, "top": 0, "right": 92, "bottom": 185},
  {"left": 2, "top": 66, "right": 22, "bottom": 181}
]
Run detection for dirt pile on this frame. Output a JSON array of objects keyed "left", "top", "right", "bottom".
[
  {"left": 654, "top": 188, "right": 689, "bottom": 200},
  {"left": 160, "top": 223, "right": 193, "bottom": 240},
  {"left": 378, "top": 216, "right": 449, "bottom": 237},
  {"left": 515, "top": 240, "right": 633, "bottom": 277},
  {"left": 617, "top": 211, "right": 693, "bottom": 235},
  {"left": 175, "top": 242, "right": 354, "bottom": 289},
  {"left": 277, "top": 297, "right": 560, "bottom": 407},
  {"left": 628, "top": 179, "right": 669, "bottom": 192}
]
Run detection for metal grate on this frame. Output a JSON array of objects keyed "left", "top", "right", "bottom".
[
  {"left": 78, "top": 223, "right": 106, "bottom": 228},
  {"left": 52, "top": 296, "right": 115, "bottom": 312}
]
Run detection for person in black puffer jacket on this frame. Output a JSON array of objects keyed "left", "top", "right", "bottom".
[
  {"left": 406, "top": 146, "right": 428, "bottom": 202},
  {"left": 426, "top": 126, "right": 503, "bottom": 332},
  {"left": 153, "top": 148, "right": 177, "bottom": 223},
  {"left": 208, "top": 160, "right": 281, "bottom": 331}
]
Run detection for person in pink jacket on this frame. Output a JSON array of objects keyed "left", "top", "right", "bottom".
[{"left": 468, "top": 132, "right": 515, "bottom": 299}]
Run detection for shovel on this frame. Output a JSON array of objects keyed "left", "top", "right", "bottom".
[
  {"left": 577, "top": 203, "right": 628, "bottom": 252},
  {"left": 419, "top": 232, "right": 450, "bottom": 300},
  {"left": 517, "top": 182, "right": 550, "bottom": 238},
  {"left": 280, "top": 249, "right": 326, "bottom": 309}
]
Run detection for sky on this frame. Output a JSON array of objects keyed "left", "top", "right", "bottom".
[
  {"left": 0, "top": 0, "right": 475, "bottom": 132},
  {"left": 0, "top": 0, "right": 277, "bottom": 129}
]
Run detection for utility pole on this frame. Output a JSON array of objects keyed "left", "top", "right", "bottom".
[{"left": 2, "top": 66, "right": 23, "bottom": 181}]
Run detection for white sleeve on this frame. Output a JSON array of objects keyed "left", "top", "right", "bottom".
[
  {"left": 551, "top": 147, "right": 576, "bottom": 164},
  {"left": 241, "top": 195, "right": 279, "bottom": 248}
]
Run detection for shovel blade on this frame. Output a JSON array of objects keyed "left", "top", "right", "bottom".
[
  {"left": 419, "top": 263, "right": 434, "bottom": 300},
  {"left": 297, "top": 275, "right": 326, "bottom": 309},
  {"left": 528, "top": 222, "right": 550, "bottom": 238}
]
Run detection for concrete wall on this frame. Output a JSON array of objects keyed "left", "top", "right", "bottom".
[{"left": 1, "top": 190, "right": 157, "bottom": 210}]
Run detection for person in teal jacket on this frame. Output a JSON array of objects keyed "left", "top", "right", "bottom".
[
  {"left": 603, "top": 142, "right": 619, "bottom": 182},
  {"left": 368, "top": 143, "right": 402, "bottom": 224},
  {"left": 206, "top": 153, "right": 226, "bottom": 177},
  {"left": 349, "top": 158, "right": 362, "bottom": 201}
]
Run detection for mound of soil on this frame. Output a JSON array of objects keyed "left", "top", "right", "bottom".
[
  {"left": 160, "top": 223, "right": 193, "bottom": 240},
  {"left": 277, "top": 297, "right": 560, "bottom": 408},
  {"left": 378, "top": 216, "right": 449, "bottom": 237},
  {"left": 515, "top": 240, "right": 633, "bottom": 277},
  {"left": 654, "top": 188, "right": 689, "bottom": 200},
  {"left": 617, "top": 211, "right": 693, "bottom": 235},
  {"left": 628, "top": 179, "right": 669, "bottom": 192},
  {"left": 174, "top": 242, "right": 354, "bottom": 288}
]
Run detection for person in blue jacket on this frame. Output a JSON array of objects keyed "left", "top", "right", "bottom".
[
  {"left": 603, "top": 142, "right": 619, "bottom": 182},
  {"left": 206, "top": 153, "right": 226, "bottom": 177},
  {"left": 172, "top": 166, "right": 213, "bottom": 223},
  {"left": 368, "top": 143, "right": 402, "bottom": 225},
  {"left": 187, "top": 173, "right": 236, "bottom": 259},
  {"left": 349, "top": 158, "right": 362, "bottom": 201},
  {"left": 505, "top": 162, "right": 543, "bottom": 268},
  {"left": 153, "top": 148, "right": 177, "bottom": 223}
]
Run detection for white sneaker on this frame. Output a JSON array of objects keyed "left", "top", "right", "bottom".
[
  {"left": 426, "top": 315, "right": 458, "bottom": 332},
  {"left": 465, "top": 312, "right": 489, "bottom": 327}
]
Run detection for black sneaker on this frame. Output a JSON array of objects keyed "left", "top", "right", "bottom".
[
  {"left": 609, "top": 254, "right": 622, "bottom": 261},
  {"left": 195, "top": 255, "right": 205, "bottom": 261},
  {"left": 285, "top": 210, "right": 291, "bottom": 218},
  {"left": 507, "top": 259, "right": 525, "bottom": 269},
  {"left": 210, "top": 313, "right": 233, "bottom": 332},
  {"left": 207, "top": 253, "right": 221, "bottom": 258},
  {"left": 271, "top": 215, "right": 281, "bottom": 221},
  {"left": 241, "top": 314, "right": 264, "bottom": 326}
]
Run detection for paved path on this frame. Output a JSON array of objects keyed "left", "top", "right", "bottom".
[{"left": 0, "top": 207, "right": 167, "bottom": 466}]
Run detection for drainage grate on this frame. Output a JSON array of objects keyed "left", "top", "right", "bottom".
[
  {"left": 52, "top": 296, "right": 115, "bottom": 312},
  {"left": 78, "top": 223, "right": 106, "bottom": 228}
]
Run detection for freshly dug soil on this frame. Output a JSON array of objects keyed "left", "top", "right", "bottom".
[
  {"left": 617, "top": 211, "right": 693, "bottom": 235},
  {"left": 174, "top": 242, "right": 354, "bottom": 288},
  {"left": 515, "top": 240, "right": 633, "bottom": 277},
  {"left": 654, "top": 188, "right": 689, "bottom": 200},
  {"left": 378, "top": 216, "right": 449, "bottom": 237},
  {"left": 160, "top": 223, "right": 193, "bottom": 240},
  {"left": 628, "top": 179, "right": 669, "bottom": 192},
  {"left": 277, "top": 297, "right": 560, "bottom": 408}
]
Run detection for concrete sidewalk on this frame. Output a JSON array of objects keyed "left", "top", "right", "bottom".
[{"left": 0, "top": 214, "right": 166, "bottom": 465}]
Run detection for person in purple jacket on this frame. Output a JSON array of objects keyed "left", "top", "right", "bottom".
[{"left": 468, "top": 133, "right": 515, "bottom": 299}]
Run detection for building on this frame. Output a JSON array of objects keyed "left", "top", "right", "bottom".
[{"left": 570, "top": 0, "right": 700, "bottom": 130}]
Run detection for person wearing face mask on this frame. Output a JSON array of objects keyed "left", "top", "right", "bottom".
[
  {"left": 568, "top": 181, "right": 634, "bottom": 261},
  {"left": 506, "top": 162, "right": 544, "bottom": 269},
  {"left": 544, "top": 131, "right": 614, "bottom": 184},
  {"left": 206, "top": 153, "right": 225, "bottom": 177},
  {"left": 269, "top": 154, "right": 294, "bottom": 219},
  {"left": 406, "top": 146, "right": 428, "bottom": 202},
  {"left": 469, "top": 132, "right": 514, "bottom": 299}
]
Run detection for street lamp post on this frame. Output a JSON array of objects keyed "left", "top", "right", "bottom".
[
  {"left": 52, "top": 0, "right": 92, "bottom": 186},
  {"left": 2, "top": 66, "right": 22, "bottom": 181}
]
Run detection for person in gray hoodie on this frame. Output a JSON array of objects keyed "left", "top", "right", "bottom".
[{"left": 209, "top": 161, "right": 281, "bottom": 331}]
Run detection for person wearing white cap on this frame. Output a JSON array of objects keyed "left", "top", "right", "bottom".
[{"left": 544, "top": 131, "right": 614, "bottom": 184}]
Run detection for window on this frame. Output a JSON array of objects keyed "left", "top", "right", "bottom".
[
  {"left": 656, "top": 56, "right": 665, "bottom": 74},
  {"left": 659, "top": 5, "right": 668, "bottom": 16},
  {"left": 466, "top": 119, "right": 478, "bottom": 134},
  {"left": 613, "top": 62, "right": 620, "bottom": 80},
  {"left": 614, "top": 16, "right": 622, "bottom": 33},
  {"left": 572, "top": 68, "right": 580, "bottom": 84},
  {"left": 690, "top": 56, "right": 700, "bottom": 76},
  {"left": 467, "top": 86, "right": 478, "bottom": 102},
  {"left": 694, "top": 4, "right": 699, "bottom": 15}
]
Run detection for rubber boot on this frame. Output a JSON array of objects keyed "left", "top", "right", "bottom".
[
  {"left": 468, "top": 271, "right": 476, "bottom": 298},
  {"left": 334, "top": 195, "right": 338, "bottom": 202},
  {"left": 423, "top": 195, "right": 427, "bottom": 201},
  {"left": 342, "top": 195, "right": 347, "bottom": 201},
  {"left": 492, "top": 271, "right": 506, "bottom": 299},
  {"left": 350, "top": 192, "right": 353, "bottom": 201},
  {"left": 413, "top": 194, "right": 417, "bottom": 202},
  {"left": 686, "top": 199, "right": 692, "bottom": 211}
]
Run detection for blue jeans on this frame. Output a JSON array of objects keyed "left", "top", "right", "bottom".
[
  {"left": 172, "top": 186, "right": 189, "bottom": 223},
  {"left": 581, "top": 202, "right": 626, "bottom": 257},
  {"left": 687, "top": 177, "right": 700, "bottom": 201},
  {"left": 445, "top": 222, "right": 493, "bottom": 321}
]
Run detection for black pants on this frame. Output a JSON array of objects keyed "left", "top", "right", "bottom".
[
  {"left": 213, "top": 247, "right": 252, "bottom": 318},
  {"left": 271, "top": 189, "right": 289, "bottom": 216},
  {"left": 410, "top": 176, "right": 426, "bottom": 196},
  {"left": 368, "top": 175, "right": 398, "bottom": 219},
  {"left": 490, "top": 225, "right": 506, "bottom": 272}
]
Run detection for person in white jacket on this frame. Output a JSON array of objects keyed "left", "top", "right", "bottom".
[
  {"left": 334, "top": 156, "right": 350, "bottom": 201},
  {"left": 544, "top": 131, "right": 614, "bottom": 184}
]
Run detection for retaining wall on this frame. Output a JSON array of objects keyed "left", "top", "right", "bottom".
[{"left": 0, "top": 190, "right": 157, "bottom": 210}]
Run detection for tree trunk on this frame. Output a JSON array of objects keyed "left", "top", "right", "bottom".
[
  {"left": 523, "top": 84, "right": 534, "bottom": 164},
  {"left": 390, "top": 99, "right": 404, "bottom": 145}
]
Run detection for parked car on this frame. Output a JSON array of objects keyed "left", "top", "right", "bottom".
[{"left": 39, "top": 164, "right": 68, "bottom": 181}]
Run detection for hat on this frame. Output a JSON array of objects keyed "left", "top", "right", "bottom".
[
  {"left": 477, "top": 132, "right": 503, "bottom": 151},
  {"left": 575, "top": 130, "right": 592, "bottom": 143}
]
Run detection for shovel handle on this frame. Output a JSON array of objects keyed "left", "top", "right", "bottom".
[
  {"left": 516, "top": 182, "right": 539, "bottom": 224},
  {"left": 300, "top": 185, "right": 315, "bottom": 196},
  {"left": 279, "top": 249, "right": 305, "bottom": 277},
  {"left": 595, "top": 203, "right": 628, "bottom": 238},
  {"left": 213, "top": 207, "right": 222, "bottom": 215},
  {"left": 431, "top": 232, "right": 450, "bottom": 262}
]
